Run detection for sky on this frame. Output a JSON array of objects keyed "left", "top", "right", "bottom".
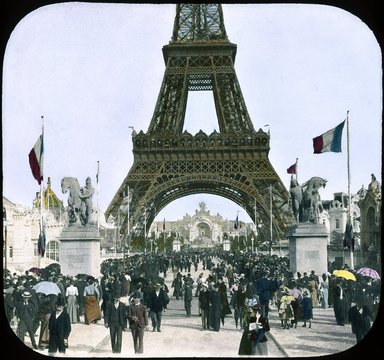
[{"left": 2, "top": 2, "right": 382, "bottom": 224}]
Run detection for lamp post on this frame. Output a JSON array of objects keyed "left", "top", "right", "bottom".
[
  {"left": 144, "top": 209, "right": 147, "bottom": 253},
  {"left": 269, "top": 184, "right": 273, "bottom": 256},
  {"left": 127, "top": 187, "right": 130, "bottom": 257},
  {"left": 113, "top": 217, "right": 117, "bottom": 258},
  {"left": 251, "top": 235, "right": 254, "bottom": 253},
  {"left": 3, "top": 206, "right": 7, "bottom": 271}
]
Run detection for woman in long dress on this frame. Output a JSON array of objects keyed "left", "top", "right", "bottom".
[
  {"left": 301, "top": 288, "right": 313, "bottom": 328},
  {"left": 83, "top": 277, "right": 101, "bottom": 325},
  {"left": 319, "top": 273, "right": 329, "bottom": 309},
  {"left": 238, "top": 302, "right": 270, "bottom": 356},
  {"left": 65, "top": 279, "right": 79, "bottom": 323}
]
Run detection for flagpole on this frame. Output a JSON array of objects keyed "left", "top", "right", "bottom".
[
  {"left": 254, "top": 199, "right": 257, "bottom": 253},
  {"left": 163, "top": 218, "right": 166, "bottom": 254},
  {"left": 39, "top": 116, "right": 44, "bottom": 269},
  {"left": 269, "top": 184, "right": 273, "bottom": 256},
  {"left": 295, "top": 158, "right": 298, "bottom": 183},
  {"left": 144, "top": 209, "right": 147, "bottom": 253},
  {"left": 346, "top": 110, "right": 354, "bottom": 269},
  {"left": 236, "top": 210, "right": 240, "bottom": 251},
  {"left": 127, "top": 186, "right": 130, "bottom": 257},
  {"left": 96, "top": 161, "right": 100, "bottom": 231}
]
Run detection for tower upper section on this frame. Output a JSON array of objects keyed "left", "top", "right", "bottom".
[{"left": 171, "top": 4, "right": 228, "bottom": 43}]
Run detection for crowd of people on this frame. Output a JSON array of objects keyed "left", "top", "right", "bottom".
[{"left": 3, "top": 249, "right": 381, "bottom": 356}]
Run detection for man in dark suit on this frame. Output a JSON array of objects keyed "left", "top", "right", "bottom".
[
  {"left": 48, "top": 297, "right": 71, "bottom": 355},
  {"left": 198, "top": 283, "right": 210, "bottom": 330},
  {"left": 15, "top": 291, "right": 38, "bottom": 349},
  {"left": 147, "top": 283, "right": 169, "bottom": 332},
  {"left": 74, "top": 274, "right": 87, "bottom": 317},
  {"left": 104, "top": 292, "right": 127, "bottom": 354},
  {"left": 348, "top": 300, "right": 373, "bottom": 343},
  {"left": 127, "top": 291, "right": 149, "bottom": 353},
  {"left": 254, "top": 270, "right": 274, "bottom": 319}
]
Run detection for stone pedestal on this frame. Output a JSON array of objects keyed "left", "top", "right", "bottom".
[
  {"left": 288, "top": 223, "right": 329, "bottom": 276},
  {"left": 173, "top": 239, "right": 181, "bottom": 252},
  {"left": 58, "top": 225, "right": 101, "bottom": 278}
]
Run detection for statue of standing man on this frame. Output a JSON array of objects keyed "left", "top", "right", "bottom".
[{"left": 79, "top": 177, "right": 94, "bottom": 225}]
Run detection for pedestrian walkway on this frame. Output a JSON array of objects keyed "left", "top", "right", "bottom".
[
  {"left": 267, "top": 305, "right": 357, "bottom": 357},
  {"left": 14, "top": 261, "right": 375, "bottom": 358}
]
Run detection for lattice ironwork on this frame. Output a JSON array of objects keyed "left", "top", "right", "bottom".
[
  {"left": 172, "top": 4, "right": 227, "bottom": 42},
  {"left": 105, "top": 4, "right": 294, "bottom": 243}
]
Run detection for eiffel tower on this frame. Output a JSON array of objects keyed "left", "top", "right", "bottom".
[{"left": 105, "top": 4, "right": 293, "bottom": 244}]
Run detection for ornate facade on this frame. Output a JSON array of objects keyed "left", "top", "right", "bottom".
[
  {"left": 3, "top": 178, "right": 66, "bottom": 273},
  {"left": 358, "top": 174, "right": 381, "bottom": 269}
]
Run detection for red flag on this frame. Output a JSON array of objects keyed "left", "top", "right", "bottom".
[
  {"left": 28, "top": 134, "right": 44, "bottom": 185},
  {"left": 287, "top": 163, "right": 296, "bottom": 174},
  {"left": 287, "top": 158, "right": 297, "bottom": 174}
]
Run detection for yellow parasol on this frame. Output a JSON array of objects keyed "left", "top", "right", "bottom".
[{"left": 332, "top": 269, "right": 356, "bottom": 281}]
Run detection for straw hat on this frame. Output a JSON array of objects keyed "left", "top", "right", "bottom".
[{"left": 22, "top": 291, "right": 32, "bottom": 298}]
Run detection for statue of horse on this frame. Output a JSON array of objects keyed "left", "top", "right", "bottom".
[
  {"left": 289, "top": 176, "right": 327, "bottom": 223},
  {"left": 61, "top": 177, "right": 85, "bottom": 225},
  {"left": 301, "top": 176, "right": 327, "bottom": 223}
]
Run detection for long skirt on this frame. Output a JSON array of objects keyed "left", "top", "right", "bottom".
[
  {"left": 67, "top": 295, "right": 79, "bottom": 323},
  {"left": 84, "top": 295, "right": 102, "bottom": 325}
]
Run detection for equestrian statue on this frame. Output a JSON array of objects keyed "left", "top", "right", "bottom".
[
  {"left": 61, "top": 176, "right": 95, "bottom": 226},
  {"left": 289, "top": 176, "right": 327, "bottom": 224}
]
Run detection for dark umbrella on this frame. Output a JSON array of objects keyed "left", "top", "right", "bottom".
[
  {"left": 44, "top": 263, "right": 61, "bottom": 274},
  {"left": 28, "top": 267, "right": 41, "bottom": 275}
]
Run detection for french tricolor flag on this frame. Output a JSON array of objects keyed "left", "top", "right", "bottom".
[
  {"left": 29, "top": 134, "right": 44, "bottom": 185},
  {"left": 313, "top": 120, "right": 345, "bottom": 154}
]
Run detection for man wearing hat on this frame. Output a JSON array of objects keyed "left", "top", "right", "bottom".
[
  {"left": 127, "top": 291, "right": 149, "bottom": 353},
  {"left": 15, "top": 291, "right": 38, "bottom": 349},
  {"left": 147, "top": 283, "right": 169, "bottom": 332},
  {"left": 104, "top": 291, "right": 127, "bottom": 354},
  {"left": 48, "top": 297, "right": 71, "bottom": 356},
  {"left": 4, "top": 280, "right": 15, "bottom": 325},
  {"left": 198, "top": 282, "right": 210, "bottom": 330}
]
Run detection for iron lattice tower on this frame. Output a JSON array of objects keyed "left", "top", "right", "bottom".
[{"left": 105, "top": 4, "right": 293, "bottom": 244}]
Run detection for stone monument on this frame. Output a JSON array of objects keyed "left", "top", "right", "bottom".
[
  {"left": 288, "top": 176, "right": 329, "bottom": 275},
  {"left": 58, "top": 176, "right": 101, "bottom": 278}
]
